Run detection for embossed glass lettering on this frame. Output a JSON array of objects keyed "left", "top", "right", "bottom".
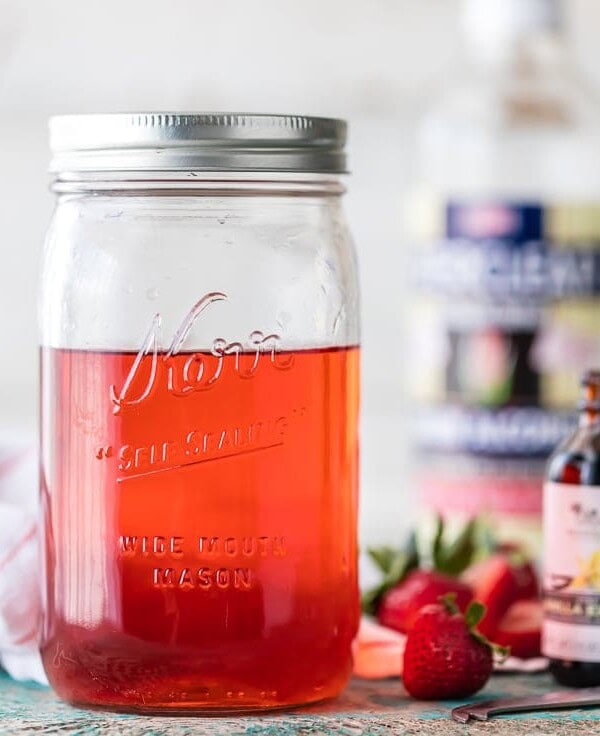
[{"left": 110, "top": 292, "right": 294, "bottom": 414}]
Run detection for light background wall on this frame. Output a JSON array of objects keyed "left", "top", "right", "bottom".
[{"left": 1, "top": 0, "right": 599, "bottom": 544}]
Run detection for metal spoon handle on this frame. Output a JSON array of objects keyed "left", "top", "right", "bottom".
[{"left": 452, "top": 687, "right": 600, "bottom": 722}]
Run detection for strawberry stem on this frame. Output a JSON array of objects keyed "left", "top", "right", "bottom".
[{"left": 439, "top": 592, "right": 460, "bottom": 615}]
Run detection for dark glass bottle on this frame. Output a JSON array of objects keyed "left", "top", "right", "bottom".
[{"left": 544, "top": 370, "right": 600, "bottom": 687}]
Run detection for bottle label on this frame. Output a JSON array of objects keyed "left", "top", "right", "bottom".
[
  {"left": 543, "top": 482, "right": 600, "bottom": 662},
  {"left": 412, "top": 200, "right": 600, "bottom": 420}
]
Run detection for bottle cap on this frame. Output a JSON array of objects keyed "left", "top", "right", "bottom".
[
  {"left": 579, "top": 370, "right": 600, "bottom": 412},
  {"left": 581, "top": 370, "right": 600, "bottom": 388}
]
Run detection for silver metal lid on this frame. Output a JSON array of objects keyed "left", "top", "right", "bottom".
[{"left": 49, "top": 112, "right": 347, "bottom": 175}]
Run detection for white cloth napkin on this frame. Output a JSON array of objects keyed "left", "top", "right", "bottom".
[{"left": 0, "top": 444, "right": 47, "bottom": 684}]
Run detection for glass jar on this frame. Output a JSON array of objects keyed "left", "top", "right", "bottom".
[{"left": 39, "top": 113, "right": 360, "bottom": 713}]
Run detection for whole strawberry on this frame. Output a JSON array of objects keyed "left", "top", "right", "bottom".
[
  {"left": 403, "top": 594, "right": 507, "bottom": 700},
  {"left": 378, "top": 569, "right": 472, "bottom": 634}
]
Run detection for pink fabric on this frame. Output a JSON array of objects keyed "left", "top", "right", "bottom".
[{"left": 0, "top": 445, "right": 47, "bottom": 684}]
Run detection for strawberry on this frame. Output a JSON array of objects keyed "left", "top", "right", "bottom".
[
  {"left": 462, "top": 553, "right": 538, "bottom": 637},
  {"left": 494, "top": 546, "right": 539, "bottom": 600},
  {"left": 352, "top": 619, "right": 406, "bottom": 679},
  {"left": 378, "top": 569, "right": 472, "bottom": 634},
  {"left": 403, "top": 595, "right": 508, "bottom": 700},
  {"left": 362, "top": 517, "right": 478, "bottom": 618},
  {"left": 494, "top": 599, "right": 542, "bottom": 659}
]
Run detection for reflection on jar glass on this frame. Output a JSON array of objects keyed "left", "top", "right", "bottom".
[{"left": 40, "top": 113, "right": 360, "bottom": 714}]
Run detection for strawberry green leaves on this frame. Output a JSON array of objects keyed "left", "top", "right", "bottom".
[
  {"left": 464, "top": 600, "right": 486, "bottom": 629},
  {"left": 441, "top": 594, "right": 510, "bottom": 663},
  {"left": 361, "top": 533, "right": 419, "bottom": 615},
  {"left": 432, "top": 516, "right": 478, "bottom": 576},
  {"left": 362, "top": 517, "right": 480, "bottom": 616}
]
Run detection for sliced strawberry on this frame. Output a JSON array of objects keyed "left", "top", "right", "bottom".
[
  {"left": 513, "top": 560, "right": 539, "bottom": 600},
  {"left": 378, "top": 569, "right": 472, "bottom": 634},
  {"left": 493, "top": 547, "right": 539, "bottom": 600},
  {"left": 462, "top": 554, "right": 538, "bottom": 637},
  {"left": 494, "top": 599, "right": 542, "bottom": 659},
  {"left": 352, "top": 618, "right": 406, "bottom": 679}
]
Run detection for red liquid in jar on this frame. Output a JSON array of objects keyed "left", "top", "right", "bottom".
[{"left": 40, "top": 345, "right": 359, "bottom": 712}]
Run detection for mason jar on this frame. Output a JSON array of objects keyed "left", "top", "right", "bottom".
[{"left": 39, "top": 113, "right": 360, "bottom": 713}]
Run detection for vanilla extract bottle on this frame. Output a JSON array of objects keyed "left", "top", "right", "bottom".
[{"left": 543, "top": 371, "right": 600, "bottom": 686}]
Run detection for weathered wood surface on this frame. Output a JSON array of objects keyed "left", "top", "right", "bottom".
[{"left": 1, "top": 672, "right": 600, "bottom": 735}]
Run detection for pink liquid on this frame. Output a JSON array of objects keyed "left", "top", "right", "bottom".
[{"left": 40, "top": 345, "right": 360, "bottom": 712}]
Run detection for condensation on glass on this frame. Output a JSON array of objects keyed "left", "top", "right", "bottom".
[{"left": 39, "top": 113, "right": 360, "bottom": 713}]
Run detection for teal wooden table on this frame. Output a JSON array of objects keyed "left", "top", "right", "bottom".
[{"left": 1, "top": 671, "right": 599, "bottom": 735}]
